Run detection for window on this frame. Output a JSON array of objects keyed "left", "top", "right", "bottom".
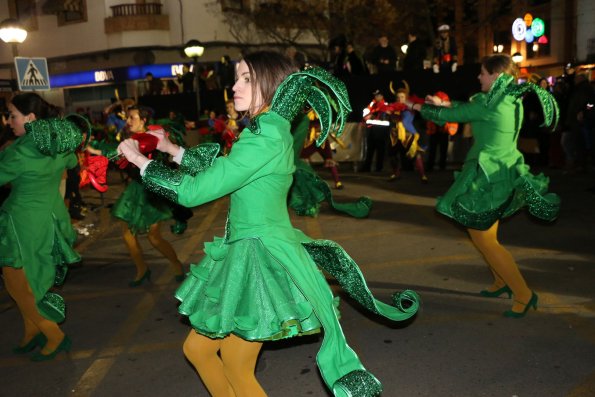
[
  {"left": 8, "top": 0, "right": 38, "bottom": 31},
  {"left": 57, "top": 0, "right": 88, "bottom": 26}
]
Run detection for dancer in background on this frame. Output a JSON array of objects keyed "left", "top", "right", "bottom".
[
  {"left": 118, "top": 51, "right": 419, "bottom": 397},
  {"left": 411, "top": 54, "right": 560, "bottom": 318},
  {"left": 362, "top": 89, "right": 391, "bottom": 172},
  {"left": 90, "top": 106, "right": 185, "bottom": 285},
  {"left": 388, "top": 87, "right": 428, "bottom": 183}
]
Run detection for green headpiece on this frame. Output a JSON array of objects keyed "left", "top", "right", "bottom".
[{"left": 270, "top": 66, "right": 352, "bottom": 146}]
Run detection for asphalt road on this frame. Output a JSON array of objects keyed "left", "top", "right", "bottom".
[{"left": 1, "top": 162, "right": 594, "bottom": 397}]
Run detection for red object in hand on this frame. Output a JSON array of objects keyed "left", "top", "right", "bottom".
[
  {"left": 132, "top": 132, "right": 159, "bottom": 153},
  {"left": 117, "top": 132, "right": 160, "bottom": 169},
  {"left": 409, "top": 95, "right": 425, "bottom": 105},
  {"left": 80, "top": 153, "right": 109, "bottom": 192}
]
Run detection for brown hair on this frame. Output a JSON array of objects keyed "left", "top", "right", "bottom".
[
  {"left": 481, "top": 54, "right": 518, "bottom": 79},
  {"left": 127, "top": 105, "right": 151, "bottom": 123},
  {"left": 396, "top": 88, "right": 408, "bottom": 96},
  {"left": 242, "top": 51, "right": 298, "bottom": 117}
]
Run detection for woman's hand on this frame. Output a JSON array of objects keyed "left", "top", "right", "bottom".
[
  {"left": 147, "top": 128, "right": 180, "bottom": 157},
  {"left": 425, "top": 95, "right": 442, "bottom": 105},
  {"left": 118, "top": 138, "right": 150, "bottom": 168},
  {"left": 425, "top": 95, "right": 451, "bottom": 107}
]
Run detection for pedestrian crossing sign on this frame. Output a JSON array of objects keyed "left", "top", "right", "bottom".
[{"left": 14, "top": 57, "right": 51, "bottom": 91}]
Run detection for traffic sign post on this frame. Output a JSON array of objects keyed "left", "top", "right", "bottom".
[{"left": 14, "top": 57, "right": 50, "bottom": 91}]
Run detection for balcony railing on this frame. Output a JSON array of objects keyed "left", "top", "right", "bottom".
[
  {"left": 110, "top": 3, "right": 163, "bottom": 17},
  {"left": 105, "top": 3, "right": 169, "bottom": 34}
]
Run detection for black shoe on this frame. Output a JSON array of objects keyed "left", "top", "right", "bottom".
[{"left": 129, "top": 270, "right": 151, "bottom": 287}]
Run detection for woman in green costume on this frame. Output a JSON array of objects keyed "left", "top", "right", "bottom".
[
  {"left": 0, "top": 93, "right": 82, "bottom": 361},
  {"left": 410, "top": 54, "right": 560, "bottom": 318},
  {"left": 119, "top": 51, "right": 419, "bottom": 397},
  {"left": 105, "top": 106, "right": 185, "bottom": 286}
]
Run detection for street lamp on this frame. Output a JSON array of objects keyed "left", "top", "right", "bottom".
[
  {"left": 512, "top": 52, "right": 523, "bottom": 64},
  {"left": 0, "top": 18, "right": 27, "bottom": 83},
  {"left": 184, "top": 39, "right": 205, "bottom": 121},
  {"left": 0, "top": 18, "right": 27, "bottom": 55}
]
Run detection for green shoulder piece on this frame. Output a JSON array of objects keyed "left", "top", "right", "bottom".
[
  {"left": 270, "top": 67, "right": 352, "bottom": 146},
  {"left": 25, "top": 118, "right": 83, "bottom": 157},
  {"left": 179, "top": 143, "right": 220, "bottom": 176},
  {"left": 506, "top": 82, "right": 560, "bottom": 129},
  {"left": 485, "top": 73, "right": 559, "bottom": 130},
  {"left": 485, "top": 73, "right": 515, "bottom": 107}
]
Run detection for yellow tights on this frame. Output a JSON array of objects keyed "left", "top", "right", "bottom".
[
  {"left": 468, "top": 221, "right": 533, "bottom": 312},
  {"left": 2, "top": 267, "right": 65, "bottom": 354},
  {"left": 121, "top": 222, "right": 183, "bottom": 280},
  {"left": 183, "top": 331, "right": 266, "bottom": 397}
]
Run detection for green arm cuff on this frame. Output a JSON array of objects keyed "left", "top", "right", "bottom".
[
  {"left": 142, "top": 161, "right": 184, "bottom": 203},
  {"left": 179, "top": 143, "right": 220, "bottom": 176}
]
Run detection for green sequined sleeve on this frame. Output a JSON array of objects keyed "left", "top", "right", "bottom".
[
  {"left": 143, "top": 115, "right": 289, "bottom": 208},
  {"left": 178, "top": 143, "right": 220, "bottom": 176},
  {"left": 420, "top": 94, "right": 487, "bottom": 124}
]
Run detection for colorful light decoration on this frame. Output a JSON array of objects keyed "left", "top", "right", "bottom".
[
  {"left": 512, "top": 15, "right": 545, "bottom": 43},
  {"left": 512, "top": 18, "right": 526, "bottom": 41},
  {"left": 537, "top": 35, "right": 548, "bottom": 44},
  {"left": 531, "top": 18, "right": 545, "bottom": 37}
]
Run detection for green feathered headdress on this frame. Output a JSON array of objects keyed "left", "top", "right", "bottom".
[{"left": 270, "top": 66, "right": 352, "bottom": 146}]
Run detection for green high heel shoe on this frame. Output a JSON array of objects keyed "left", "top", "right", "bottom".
[
  {"left": 128, "top": 269, "right": 151, "bottom": 287},
  {"left": 13, "top": 333, "right": 47, "bottom": 354},
  {"left": 479, "top": 285, "right": 512, "bottom": 298},
  {"left": 503, "top": 292, "right": 538, "bottom": 318},
  {"left": 30, "top": 335, "right": 71, "bottom": 362}
]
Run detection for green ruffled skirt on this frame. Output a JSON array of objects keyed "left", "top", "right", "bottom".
[
  {"left": 111, "top": 179, "right": 173, "bottom": 234},
  {"left": 176, "top": 236, "right": 337, "bottom": 340},
  {"left": 437, "top": 154, "right": 560, "bottom": 230},
  {"left": 0, "top": 209, "right": 80, "bottom": 322}
]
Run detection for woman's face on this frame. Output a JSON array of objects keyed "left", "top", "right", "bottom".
[
  {"left": 126, "top": 109, "right": 145, "bottom": 133},
  {"left": 396, "top": 92, "right": 407, "bottom": 103},
  {"left": 478, "top": 65, "right": 500, "bottom": 92},
  {"left": 7, "top": 103, "right": 34, "bottom": 137},
  {"left": 232, "top": 60, "right": 263, "bottom": 115}
]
